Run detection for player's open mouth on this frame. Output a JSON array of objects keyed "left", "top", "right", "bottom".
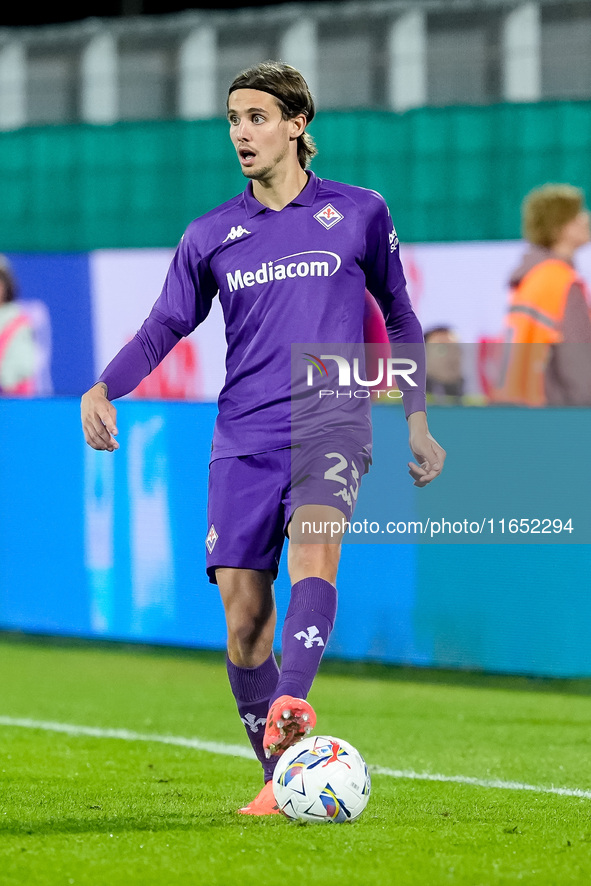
[{"left": 239, "top": 148, "right": 257, "bottom": 165}]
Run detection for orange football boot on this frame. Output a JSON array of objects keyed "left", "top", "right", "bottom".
[
  {"left": 263, "top": 694, "right": 316, "bottom": 757},
  {"left": 237, "top": 780, "right": 280, "bottom": 815}
]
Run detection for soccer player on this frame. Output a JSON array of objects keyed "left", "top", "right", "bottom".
[{"left": 81, "top": 61, "right": 445, "bottom": 815}]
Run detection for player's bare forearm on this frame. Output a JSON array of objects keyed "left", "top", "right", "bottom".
[
  {"left": 81, "top": 382, "right": 119, "bottom": 451},
  {"left": 406, "top": 410, "right": 445, "bottom": 487}
]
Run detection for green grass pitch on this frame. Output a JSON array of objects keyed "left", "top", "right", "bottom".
[{"left": 1, "top": 637, "right": 591, "bottom": 886}]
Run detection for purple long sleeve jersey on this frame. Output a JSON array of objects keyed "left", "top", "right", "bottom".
[{"left": 100, "top": 172, "right": 426, "bottom": 459}]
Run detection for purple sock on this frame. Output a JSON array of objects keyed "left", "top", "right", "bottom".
[
  {"left": 271, "top": 577, "right": 338, "bottom": 705},
  {"left": 226, "top": 652, "right": 279, "bottom": 783}
]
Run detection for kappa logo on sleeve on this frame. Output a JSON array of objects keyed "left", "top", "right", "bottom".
[
  {"left": 314, "top": 203, "right": 344, "bottom": 230},
  {"left": 223, "top": 225, "right": 251, "bottom": 243},
  {"left": 389, "top": 228, "right": 399, "bottom": 252}
]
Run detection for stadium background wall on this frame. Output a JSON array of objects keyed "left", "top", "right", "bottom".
[
  {"left": 1, "top": 400, "right": 590, "bottom": 678},
  {"left": 2, "top": 99, "right": 591, "bottom": 679},
  {"left": 1, "top": 100, "right": 591, "bottom": 251}
]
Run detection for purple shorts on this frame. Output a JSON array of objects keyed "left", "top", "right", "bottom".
[{"left": 205, "top": 439, "right": 370, "bottom": 583}]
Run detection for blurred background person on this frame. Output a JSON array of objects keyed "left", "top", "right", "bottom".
[
  {"left": 425, "top": 326, "right": 487, "bottom": 406},
  {"left": 494, "top": 184, "right": 591, "bottom": 406},
  {"left": 424, "top": 326, "right": 464, "bottom": 404},
  {"left": 0, "top": 256, "right": 38, "bottom": 396}
]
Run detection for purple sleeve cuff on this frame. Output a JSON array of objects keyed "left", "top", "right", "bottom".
[
  {"left": 387, "top": 311, "right": 427, "bottom": 419},
  {"left": 98, "top": 336, "right": 150, "bottom": 401},
  {"left": 98, "top": 315, "right": 182, "bottom": 400},
  {"left": 402, "top": 390, "right": 428, "bottom": 418}
]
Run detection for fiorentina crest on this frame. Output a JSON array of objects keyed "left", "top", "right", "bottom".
[
  {"left": 205, "top": 524, "right": 218, "bottom": 553},
  {"left": 314, "top": 203, "right": 344, "bottom": 230}
]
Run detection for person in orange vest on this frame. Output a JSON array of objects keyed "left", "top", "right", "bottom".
[
  {"left": 0, "top": 256, "right": 37, "bottom": 396},
  {"left": 495, "top": 183, "right": 591, "bottom": 406}
]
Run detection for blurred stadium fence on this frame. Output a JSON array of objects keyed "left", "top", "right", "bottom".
[{"left": 1, "top": 0, "right": 591, "bottom": 128}]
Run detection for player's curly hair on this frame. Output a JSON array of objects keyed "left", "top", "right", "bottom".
[
  {"left": 522, "top": 184, "right": 585, "bottom": 248},
  {"left": 227, "top": 61, "right": 317, "bottom": 169}
]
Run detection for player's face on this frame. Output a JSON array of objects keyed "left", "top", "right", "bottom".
[{"left": 227, "top": 89, "right": 302, "bottom": 181}]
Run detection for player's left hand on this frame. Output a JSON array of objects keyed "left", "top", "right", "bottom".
[{"left": 407, "top": 411, "right": 446, "bottom": 487}]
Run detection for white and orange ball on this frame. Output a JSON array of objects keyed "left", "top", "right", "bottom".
[{"left": 272, "top": 735, "right": 371, "bottom": 823}]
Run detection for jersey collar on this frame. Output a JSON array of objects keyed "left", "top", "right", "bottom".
[{"left": 243, "top": 171, "right": 320, "bottom": 217}]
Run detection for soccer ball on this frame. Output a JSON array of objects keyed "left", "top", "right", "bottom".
[{"left": 272, "top": 735, "right": 371, "bottom": 823}]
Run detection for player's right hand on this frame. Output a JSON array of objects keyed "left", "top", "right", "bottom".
[{"left": 81, "top": 383, "right": 119, "bottom": 451}]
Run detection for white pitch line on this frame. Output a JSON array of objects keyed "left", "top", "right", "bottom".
[
  {"left": 1, "top": 715, "right": 591, "bottom": 801},
  {"left": 369, "top": 766, "right": 591, "bottom": 800},
  {"left": 0, "top": 716, "right": 254, "bottom": 761}
]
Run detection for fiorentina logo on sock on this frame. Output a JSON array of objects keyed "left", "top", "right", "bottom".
[
  {"left": 294, "top": 625, "right": 325, "bottom": 649},
  {"left": 241, "top": 713, "right": 267, "bottom": 733}
]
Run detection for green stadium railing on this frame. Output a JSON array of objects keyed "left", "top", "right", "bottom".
[{"left": 1, "top": 101, "right": 591, "bottom": 252}]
